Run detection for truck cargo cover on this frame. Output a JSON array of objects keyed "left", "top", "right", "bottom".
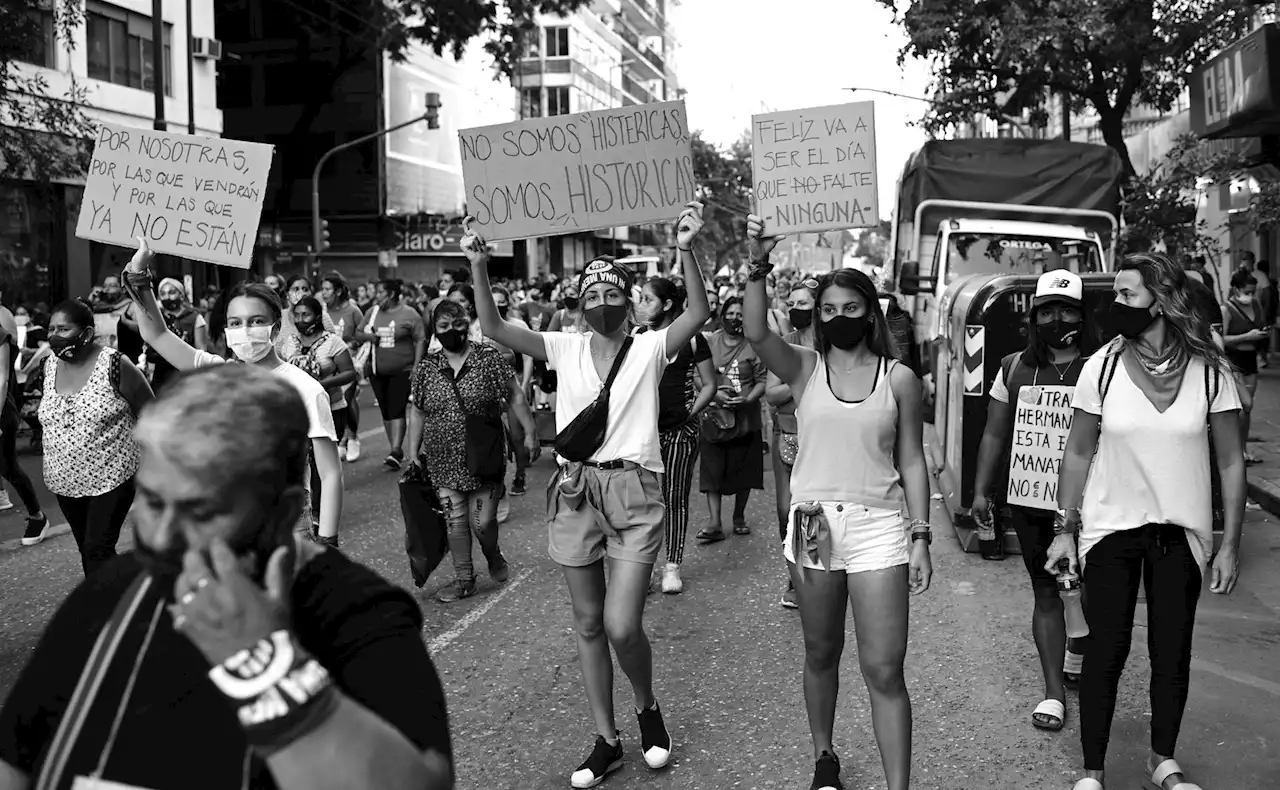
[{"left": 897, "top": 139, "right": 1124, "bottom": 221}]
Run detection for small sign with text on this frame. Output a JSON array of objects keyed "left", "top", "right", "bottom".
[
  {"left": 750, "top": 101, "right": 878, "bottom": 235},
  {"left": 1007, "top": 385, "right": 1074, "bottom": 510},
  {"left": 75, "top": 124, "right": 275, "bottom": 269}
]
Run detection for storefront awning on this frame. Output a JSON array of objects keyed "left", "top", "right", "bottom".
[{"left": 1191, "top": 24, "right": 1280, "bottom": 139}]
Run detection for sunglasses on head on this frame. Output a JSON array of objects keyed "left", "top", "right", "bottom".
[{"left": 801, "top": 278, "right": 820, "bottom": 290}]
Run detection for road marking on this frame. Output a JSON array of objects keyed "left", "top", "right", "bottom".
[
  {"left": 428, "top": 569, "right": 532, "bottom": 655},
  {"left": 1130, "top": 636, "right": 1280, "bottom": 697}
]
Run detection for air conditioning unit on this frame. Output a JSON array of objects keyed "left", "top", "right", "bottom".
[{"left": 192, "top": 37, "right": 223, "bottom": 60}]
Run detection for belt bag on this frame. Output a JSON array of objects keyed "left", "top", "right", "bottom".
[{"left": 555, "top": 337, "right": 634, "bottom": 462}]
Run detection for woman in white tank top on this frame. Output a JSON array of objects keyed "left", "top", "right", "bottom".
[{"left": 742, "top": 216, "right": 934, "bottom": 790}]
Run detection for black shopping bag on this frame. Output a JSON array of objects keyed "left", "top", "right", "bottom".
[{"left": 399, "top": 466, "right": 447, "bottom": 588}]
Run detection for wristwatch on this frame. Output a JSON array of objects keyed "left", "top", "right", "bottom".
[{"left": 909, "top": 518, "right": 932, "bottom": 544}]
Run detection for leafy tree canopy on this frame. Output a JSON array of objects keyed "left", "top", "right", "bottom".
[
  {"left": 877, "top": 0, "right": 1258, "bottom": 173},
  {"left": 689, "top": 132, "right": 754, "bottom": 268}
]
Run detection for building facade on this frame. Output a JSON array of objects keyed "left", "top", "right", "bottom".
[{"left": 4, "top": 0, "right": 222, "bottom": 308}]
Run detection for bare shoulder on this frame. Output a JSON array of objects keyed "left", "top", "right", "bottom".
[{"left": 888, "top": 359, "right": 920, "bottom": 399}]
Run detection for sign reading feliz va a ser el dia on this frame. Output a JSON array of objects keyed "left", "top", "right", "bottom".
[
  {"left": 457, "top": 100, "right": 696, "bottom": 242},
  {"left": 1006, "top": 385, "right": 1074, "bottom": 509},
  {"left": 76, "top": 124, "right": 275, "bottom": 269},
  {"left": 750, "top": 101, "right": 879, "bottom": 235}
]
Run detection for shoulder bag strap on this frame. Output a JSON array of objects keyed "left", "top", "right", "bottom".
[
  {"left": 601, "top": 336, "right": 634, "bottom": 391},
  {"left": 1099, "top": 351, "right": 1120, "bottom": 408}
]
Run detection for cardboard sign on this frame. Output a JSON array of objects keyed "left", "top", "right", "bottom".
[
  {"left": 750, "top": 101, "right": 878, "bottom": 235},
  {"left": 76, "top": 124, "right": 275, "bottom": 269},
  {"left": 457, "top": 100, "right": 695, "bottom": 242},
  {"left": 1007, "top": 385, "right": 1074, "bottom": 509}
]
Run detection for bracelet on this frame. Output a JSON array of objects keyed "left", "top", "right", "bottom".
[
  {"left": 1052, "top": 510, "right": 1081, "bottom": 536},
  {"left": 677, "top": 246, "right": 692, "bottom": 252},
  {"left": 208, "top": 630, "right": 339, "bottom": 755},
  {"left": 747, "top": 260, "right": 774, "bottom": 282},
  {"left": 908, "top": 518, "right": 931, "bottom": 532}
]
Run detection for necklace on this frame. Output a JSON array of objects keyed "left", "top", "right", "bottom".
[
  {"left": 591, "top": 343, "right": 620, "bottom": 362},
  {"left": 1049, "top": 356, "right": 1079, "bottom": 380}
]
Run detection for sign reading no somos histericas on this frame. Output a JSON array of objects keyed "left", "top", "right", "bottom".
[
  {"left": 1007, "top": 385, "right": 1074, "bottom": 509},
  {"left": 75, "top": 124, "right": 275, "bottom": 269},
  {"left": 457, "top": 100, "right": 695, "bottom": 243}
]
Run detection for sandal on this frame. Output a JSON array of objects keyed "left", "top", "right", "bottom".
[
  {"left": 732, "top": 522, "right": 751, "bottom": 536},
  {"left": 1032, "top": 698, "right": 1065, "bottom": 731},
  {"left": 696, "top": 529, "right": 726, "bottom": 544},
  {"left": 1147, "top": 758, "right": 1202, "bottom": 790},
  {"left": 1064, "top": 650, "right": 1083, "bottom": 688}
]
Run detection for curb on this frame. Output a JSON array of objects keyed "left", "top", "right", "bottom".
[{"left": 1248, "top": 479, "right": 1280, "bottom": 519}]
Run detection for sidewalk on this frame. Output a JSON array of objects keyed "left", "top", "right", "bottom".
[{"left": 1243, "top": 365, "right": 1280, "bottom": 515}]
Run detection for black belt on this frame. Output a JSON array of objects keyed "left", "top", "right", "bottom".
[{"left": 581, "top": 459, "right": 626, "bottom": 470}]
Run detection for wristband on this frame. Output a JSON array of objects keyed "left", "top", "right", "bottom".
[
  {"left": 1052, "top": 509, "right": 1081, "bottom": 536},
  {"left": 747, "top": 260, "right": 774, "bottom": 281},
  {"left": 677, "top": 246, "right": 692, "bottom": 252},
  {"left": 208, "top": 630, "right": 339, "bottom": 755}
]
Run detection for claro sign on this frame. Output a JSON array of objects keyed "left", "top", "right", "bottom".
[{"left": 1191, "top": 24, "right": 1280, "bottom": 139}]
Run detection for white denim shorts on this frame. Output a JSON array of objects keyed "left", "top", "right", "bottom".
[{"left": 782, "top": 501, "right": 909, "bottom": 574}]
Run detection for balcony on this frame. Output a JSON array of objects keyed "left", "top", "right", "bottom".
[
  {"left": 610, "top": 17, "right": 663, "bottom": 80},
  {"left": 621, "top": 73, "right": 655, "bottom": 104},
  {"left": 621, "top": 0, "right": 664, "bottom": 35}
]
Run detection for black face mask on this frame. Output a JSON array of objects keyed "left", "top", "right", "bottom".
[
  {"left": 723, "top": 317, "right": 744, "bottom": 334},
  {"left": 497, "top": 305, "right": 509, "bottom": 319},
  {"left": 437, "top": 328, "right": 467, "bottom": 352},
  {"left": 583, "top": 304, "right": 628, "bottom": 335},
  {"left": 563, "top": 297, "right": 580, "bottom": 310},
  {"left": 1108, "top": 301, "right": 1157, "bottom": 339},
  {"left": 789, "top": 308, "right": 813, "bottom": 330},
  {"left": 296, "top": 319, "right": 321, "bottom": 336},
  {"left": 160, "top": 298, "right": 182, "bottom": 313},
  {"left": 48, "top": 330, "right": 91, "bottom": 360},
  {"left": 822, "top": 315, "right": 870, "bottom": 350},
  {"left": 1040, "top": 320, "right": 1081, "bottom": 350}
]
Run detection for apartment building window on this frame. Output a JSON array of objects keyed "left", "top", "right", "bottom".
[
  {"left": 521, "top": 87, "right": 542, "bottom": 119},
  {"left": 545, "top": 26, "right": 570, "bottom": 58},
  {"left": 86, "top": 0, "right": 173, "bottom": 96},
  {"left": 547, "top": 87, "right": 570, "bottom": 116},
  {"left": 18, "top": 10, "right": 57, "bottom": 68}
]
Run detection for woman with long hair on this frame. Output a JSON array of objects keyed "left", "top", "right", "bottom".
[
  {"left": 970, "top": 271, "right": 1097, "bottom": 732},
  {"left": 125, "top": 240, "right": 344, "bottom": 546},
  {"left": 548, "top": 282, "right": 585, "bottom": 334},
  {"left": 320, "top": 272, "right": 366, "bottom": 461},
  {"left": 636, "top": 277, "right": 717, "bottom": 594},
  {"left": 1049, "top": 253, "right": 1245, "bottom": 790},
  {"left": 764, "top": 278, "right": 818, "bottom": 608},
  {"left": 743, "top": 217, "right": 933, "bottom": 790},
  {"left": 462, "top": 204, "right": 710, "bottom": 788},
  {"left": 1222, "top": 269, "right": 1267, "bottom": 464},
  {"left": 696, "top": 296, "right": 767, "bottom": 542}
]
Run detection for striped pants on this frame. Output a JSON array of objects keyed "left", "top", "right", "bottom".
[{"left": 659, "top": 423, "right": 700, "bottom": 565}]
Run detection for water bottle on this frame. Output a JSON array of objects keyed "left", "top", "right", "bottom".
[{"left": 1056, "top": 559, "right": 1090, "bottom": 639}]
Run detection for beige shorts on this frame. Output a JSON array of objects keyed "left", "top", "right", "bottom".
[
  {"left": 547, "top": 464, "right": 665, "bottom": 567},
  {"left": 783, "top": 501, "right": 908, "bottom": 574}
]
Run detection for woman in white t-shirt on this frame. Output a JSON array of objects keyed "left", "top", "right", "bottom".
[
  {"left": 1050, "top": 253, "right": 1245, "bottom": 790},
  {"left": 462, "top": 204, "right": 711, "bottom": 789},
  {"left": 123, "top": 240, "right": 343, "bottom": 547}
]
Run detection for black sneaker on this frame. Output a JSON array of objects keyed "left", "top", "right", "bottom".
[
  {"left": 636, "top": 702, "right": 671, "bottom": 769},
  {"left": 20, "top": 515, "right": 50, "bottom": 547},
  {"left": 511, "top": 476, "right": 527, "bottom": 496},
  {"left": 435, "top": 579, "right": 477, "bottom": 603},
  {"left": 489, "top": 556, "right": 510, "bottom": 584},
  {"left": 383, "top": 450, "right": 404, "bottom": 470},
  {"left": 811, "top": 751, "right": 843, "bottom": 790},
  {"left": 570, "top": 734, "right": 624, "bottom": 788}
]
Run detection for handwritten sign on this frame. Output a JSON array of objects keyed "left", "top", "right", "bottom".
[
  {"left": 1007, "top": 385, "right": 1074, "bottom": 509},
  {"left": 457, "top": 100, "right": 694, "bottom": 242},
  {"left": 750, "top": 101, "right": 878, "bottom": 235},
  {"left": 76, "top": 124, "right": 275, "bottom": 269}
]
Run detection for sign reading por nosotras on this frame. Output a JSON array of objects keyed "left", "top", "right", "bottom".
[
  {"left": 750, "top": 101, "right": 878, "bottom": 235},
  {"left": 1007, "top": 385, "right": 1074, "bottom": 509},
  {"left": 75, "top": 124, "right": 275, "bottom": 269},
  {"left": 458, "top": 100, "right": 695, "bottom": 242}
]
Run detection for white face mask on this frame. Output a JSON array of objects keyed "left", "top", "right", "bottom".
[
  {"left": 1237, "top": 293, "right": 1255, "bottom": 305},
  {"left": 225, "top": 325, "right": 275, "bottom": 363}
]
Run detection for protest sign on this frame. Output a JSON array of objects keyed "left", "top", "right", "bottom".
[
  {"left": 1007, "top": 385, "right": 1074, "bottom": 509},
  {"left": 76, "top": 124, "right": 275, "bottom": 269},
  {"left": 750, "top": 101, "right": 878, "bottom": 235},
  {"left": 457, "top": 100, "right": 695, "bottom": 242}
]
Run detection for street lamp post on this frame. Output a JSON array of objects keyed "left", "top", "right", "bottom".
[
  {"left": 311, "top": 93, "right": 442, "bottom": 273},
  {"left": 609, "top": 59, "right": 636, "bottom": 106},
  {"left": 845, "top": 86, "right": 1035, "bottom": 138}
]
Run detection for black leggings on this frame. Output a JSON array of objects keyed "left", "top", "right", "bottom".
[
  {"left": 1080, "top": 524, "right": 1201, "bottom": 770},
  {"left": 56, "top": 477, "right": 136, "bottom": 577},
  {"left": 309, "top": 409, "right": 345, "bottom": 525},
  {"left": 0, "top": 406, "right": 40, "bottom": 515}
]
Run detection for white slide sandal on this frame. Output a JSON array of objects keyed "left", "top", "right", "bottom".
[
  {"left": 1147, "top": 758, "right": 1203, "bottom": 790},
  {"left": 1072, "top": 779, "right": 1104, "bottom": 790},
  {"left": 1032, "top": 698, "right": 1066, "bottom": 731}
]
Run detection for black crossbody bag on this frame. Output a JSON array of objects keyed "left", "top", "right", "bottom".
[
  {"left": 555, "top": 337, "right": 634, "bottom": 462},
  {"left": 444, "top": 367, "right": 507, "bottom": 483}
]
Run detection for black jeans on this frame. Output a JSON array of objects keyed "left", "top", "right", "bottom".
[
  {"left": 56, "top": 478, "right": 136, "bottom": 577},
  {"left": 1080, "top": 524, "right": 1201, "bottom": 770},
  {"left": 0, "top": 404, "right": 41, "bottom": 514}
]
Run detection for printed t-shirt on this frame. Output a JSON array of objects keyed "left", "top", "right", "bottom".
[
  {"left": 543, "top": 327, "right": 673, "bottom": 472},
  {"left": 368, "top": 304, "right": 426, "bottom": 375},
  {"left": 1072, "top": 350, "right": 1241, "bottom": 573},
  {"left": 327, "top": 301, "right": 364, "bottom": 345},
  {"left": 193, "top": 351, "right": 337, "bottom": 442}
]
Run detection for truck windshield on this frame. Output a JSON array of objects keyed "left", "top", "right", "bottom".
[{"left": 945, "top": 233, "right": 1102, "bottom": 285}]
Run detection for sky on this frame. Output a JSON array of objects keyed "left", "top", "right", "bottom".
[{"left": 666, "top": 0, "right": 934, "bottom": 222}]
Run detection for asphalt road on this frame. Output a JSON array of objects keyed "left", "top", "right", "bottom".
[{"left": 0, "top": 399, "right": 1277, "bottom": 789}]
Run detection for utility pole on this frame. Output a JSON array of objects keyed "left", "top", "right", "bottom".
[
  {"left": 151, "top": 0, "right": 166, "bottom": 131},
  {"left": 1061, "top": 93, "right": 1071, "bottom": 141},
  {"left": 186, "top": 0, "right": 195, "bottom": 134}
]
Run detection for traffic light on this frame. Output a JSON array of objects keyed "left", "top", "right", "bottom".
[
  {"left": 321, "top": 219, "right": 331, "bottom": 251},
  {"left": 425, "top": 92, "right": 442, "bottom": 130}
]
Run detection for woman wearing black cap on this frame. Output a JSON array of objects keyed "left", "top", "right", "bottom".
[
  {"left": 461, "top": 203, "right": 710, "bottom": 789},
  {"left": 743, "top": 216, "right": 933, "bottom": 790}
]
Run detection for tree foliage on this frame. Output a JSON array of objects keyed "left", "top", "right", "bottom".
[
  {"left": 1119, "top": 134, "right": 1224, "bottom": 258},
  {"left": 689, "top": 131, "right": 754, "bottom": 268},
  {"left": 1, "top": 0, "right": 95, "bottom": 185},
  {"left": 878, "top": 0, "right": 1257, "bottom": 173}
]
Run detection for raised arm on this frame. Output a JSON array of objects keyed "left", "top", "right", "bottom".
[
  {"left": 743, "top": 215, "right": 806, "bottom": 386},
  {"left": 123, "top": 238, "right": 202, "bottom": 370},
  {"left": 459, "top": 220, "right": 547, "bottom": 362},
  {"left": 664, "top": 202, "right": 711, "bottom": 356}
]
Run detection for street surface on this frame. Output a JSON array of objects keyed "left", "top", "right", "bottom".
[{"left": 0, "top": 396, "right": 1276, "bottom": 789}]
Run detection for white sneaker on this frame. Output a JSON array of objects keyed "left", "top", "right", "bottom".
[
  {"left": 0, "top": 489, "right": 12, "bottom": 511},
  {"left": 661, "top": 563, "right": 683, "bottom": 594},
  {"left": 346, "top": 438, "right": 361, "bottom": 462}
]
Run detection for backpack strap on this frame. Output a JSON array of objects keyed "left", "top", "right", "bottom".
[
  {"left": 1000, "top": 352, "right": 1020, "bottom": 396},
  {"left": 602, "top": 336, "right": 634, "bottom": 390},
  {"left": 1098, "top": 351, "right": 1121, "bottom": 408}
]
